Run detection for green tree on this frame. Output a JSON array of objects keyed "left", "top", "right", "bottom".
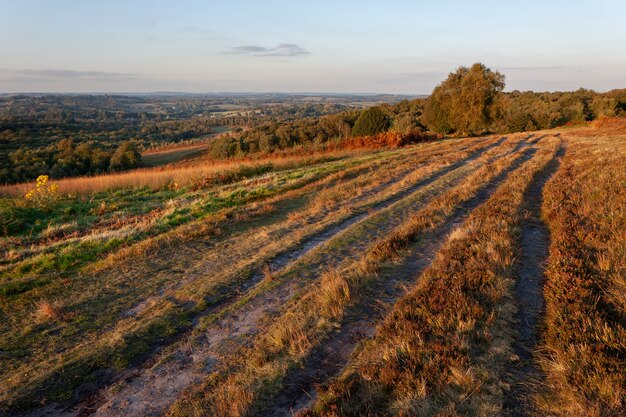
[
  {"left": 109, "top": 141, "right": 141, "bottom": 171},
  {"left": 351, "top": 106, "right": 391, "bottom": 136},
  {"left": 590, "top": 96, "right": 617, "bottom": 118},
  {"left": 423, "top": 63, "right": 505, "bottom": 135}
]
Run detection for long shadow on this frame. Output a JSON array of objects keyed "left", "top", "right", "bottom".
[
  {"left": 248, "top": 136, "right": 508, "bottom": 284},
  {"left": 256, "top": 147, "right": 537, "bottom": 417},
  {"left": 184, "top": 136, "right": 508, "bottom": 325},
  {"left": 502, "top": 146, "right": 564, "bottom": 417},
  {"left": 14, "top": 138, "right": 508, "bottom": 417},
  {"left": 85, "top": 138, "right": 514, "bottom": 417},
  {"left": 528, "top": 134, "right": 549, "bottom": 144},
  {"left": 177, "top": 136, "right": 509, "bottom": 325}
]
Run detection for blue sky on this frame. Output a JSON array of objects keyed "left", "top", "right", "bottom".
[{"left": 1, "top": 0, "right": 625, "bottom": 93}]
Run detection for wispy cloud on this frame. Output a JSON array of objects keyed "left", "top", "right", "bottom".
[
  {"left": 222, "top": 43, "right": 309, "bottom": 57},
  {"left": 0, "top": 68, "right": 137, "bottom": 81}
]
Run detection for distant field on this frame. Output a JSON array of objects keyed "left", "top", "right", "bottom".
[
  {"left": 142, "top": 144, "right": 209, "bottom": 167},
  {"left": 0, "top": 124, "right": 624, "bottom": 417},
  {"left": 142, "top": 127, "right": 233, "bottom": 167}
]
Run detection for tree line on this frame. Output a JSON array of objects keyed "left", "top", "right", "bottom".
[
  {"left": 205, "top": 63, "right": 626, "bottom": 158},
  {"left": 2, "top": 73, "right": 624, "bottom": 184},
  {"left": 4, "top": 140, "right": 142, "bottom": 184},
  {"left": 0, "top": 95, "right": 358, "bottom": 184}
]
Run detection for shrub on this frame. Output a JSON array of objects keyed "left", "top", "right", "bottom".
[
  {"left": 351, "top": 107, "right": 391, "bottom": 137},
  {"left": 342, "top": 130, "right": 437, "bottom": 149}
]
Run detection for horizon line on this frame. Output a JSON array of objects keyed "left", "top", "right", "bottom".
[{"left": 2, "top": 87, "right": 623, "bottom": 97}]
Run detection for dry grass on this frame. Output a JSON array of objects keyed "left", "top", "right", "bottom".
[
  {"left": 164, "top": 135, "right": 532, "bottom": 417},
  {"left": 0, "top": 148, "right": 364, "bottom": 197},
  {"left": 319, "top": 268, "right": 351, "bottom": 319},
  {"left": 9, "top": 130, "right": 622, "bottom": 417},
  {"left": 261, "top": 264, "right": 276, "bottom": 283},
  {"left": 302, "top": 138, "right": 561, "bottom": 416},
  {"left": 1, "top": 143, "right": 448, "bottom": 411},
  {"left": 534, "top": 133, "right": 626, "bottom": 416},
  {"left": 33, "top": 299, "right": 72, "bottom": 323}
]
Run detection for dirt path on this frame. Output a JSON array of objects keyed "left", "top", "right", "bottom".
[
  {"left": 117, "top": 137, "right": 502, "bottom": 331},
  {"left": 18, "top": 138, "right": 513, "bottom": 417},
  {"left": 51, "top": 140, "right": 513, "bottom": 417},
  {"left": 255, "top": 147, "right": 538, "bottom": 417},
  {"left": 502, "top": 143, "right": 564, "bottom": 417},
  {"left": 219, "top": 136, "right": 508, "bottom": 298},
  {"left": 122, "top": 138, "right": 489, "bottom": 318}
]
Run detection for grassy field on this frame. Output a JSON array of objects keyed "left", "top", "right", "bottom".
[
  {"left": 142, "top": 127, "right": 233, "bottom": 167},
  {"left": 0, "top": 124, "right": 624, "bottom": 417},
  {"left": 142, "top": 144, "right": 210, "bottom": 167}
]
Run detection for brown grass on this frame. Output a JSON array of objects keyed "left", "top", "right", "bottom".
[
  {"left": 33, "top": 300, "right": 72, "bottom": 323},
  {"left": 534, "top": 133, "right": 626, "bottom": 416},
  {"left": 0, "top": 143, "right": 449, "bottom": 412},
  {"left": 261, "top": 264, "right": 276, "bottom": 283},
  {"left": 565, "top": 116, "right": 626, "bottom": 138},
  {"left": 6, "top": 133, "right": 587, "bottom": 416},
  {"left": 319, "top": 268, "right": 351, "bottom": 319},
  {"left": 0, "top": 148, "right": 364, "bottom": 197},
  {"left": 303, "top": 138, "right": 561, "bottom": 416},
  {"left": 164, "top": 135, "right": 533, "bottom": 417}
]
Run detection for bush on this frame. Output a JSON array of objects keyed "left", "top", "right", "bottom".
[
  {"left": 342, "top": 130, "right": 437, "bottom": 149},
  {"left": 351, "top": 107, "right": 391, "bottom": 137}
]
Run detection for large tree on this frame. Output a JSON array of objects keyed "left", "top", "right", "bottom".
[
  {"left": 109, "top": 141, "right": 141, "bottom": 171},
  {"left": 423, "top": 63, "right": 505, "bottom": 135}
]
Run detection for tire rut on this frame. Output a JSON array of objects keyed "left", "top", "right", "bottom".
[
  {"left": 121, "top": 137, "right": 499, "bottom": 327},
  {"left": 124, "top": 138, "right": 485, "bottom": 317},
  {"left": 502, "top": 143, "right": 564, "bottom": 417},
  {"left": 14, "top": 147, "right": 441, "bottom": 417},
  {"left": 19, "top": 137, "right": 509, "bottom": 417},
  {"left": 256, "top": 147, "right": 539, "bottom": 417},
  {"left": 236, "top": 136, "right": 507, "bottom": 292},
  {"left": 66, "top": 139, "right": 510, "bottom": 417}
]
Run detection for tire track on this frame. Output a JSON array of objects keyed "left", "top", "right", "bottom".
[
  {"left": 257, "top": 147, "right": 539, "bottom": 417},
  {"left": 151, "top": 136, "right": 493, "bottom": 301},
  {"left": 502, "top": 144, "right": 564, "bottom": 417},
  {"left": 10, "top": 145, "right": 448, "bottom": 416},
  {"left": 227, "top": 136, "right": 508, "bottom": 294},
  {"left": 119, "top": 137, "right": 498, "bottom": 326},
  {"left": 66, "top": 138, "right": 510, "bottom": 417},
  {"left": 118, "top": 137, "right": 485, "bottom": 318},
  {"left": 19, "top": 137, "right": 507, "bottom": 417}
]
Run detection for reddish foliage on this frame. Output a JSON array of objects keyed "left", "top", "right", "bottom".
[{"left": 339, "top": 130, "right": 440, "bottom": 150}]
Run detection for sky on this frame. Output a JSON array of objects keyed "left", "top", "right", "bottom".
[{"left": 1, "top": 0, "right": 625, "bottom": 94}]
